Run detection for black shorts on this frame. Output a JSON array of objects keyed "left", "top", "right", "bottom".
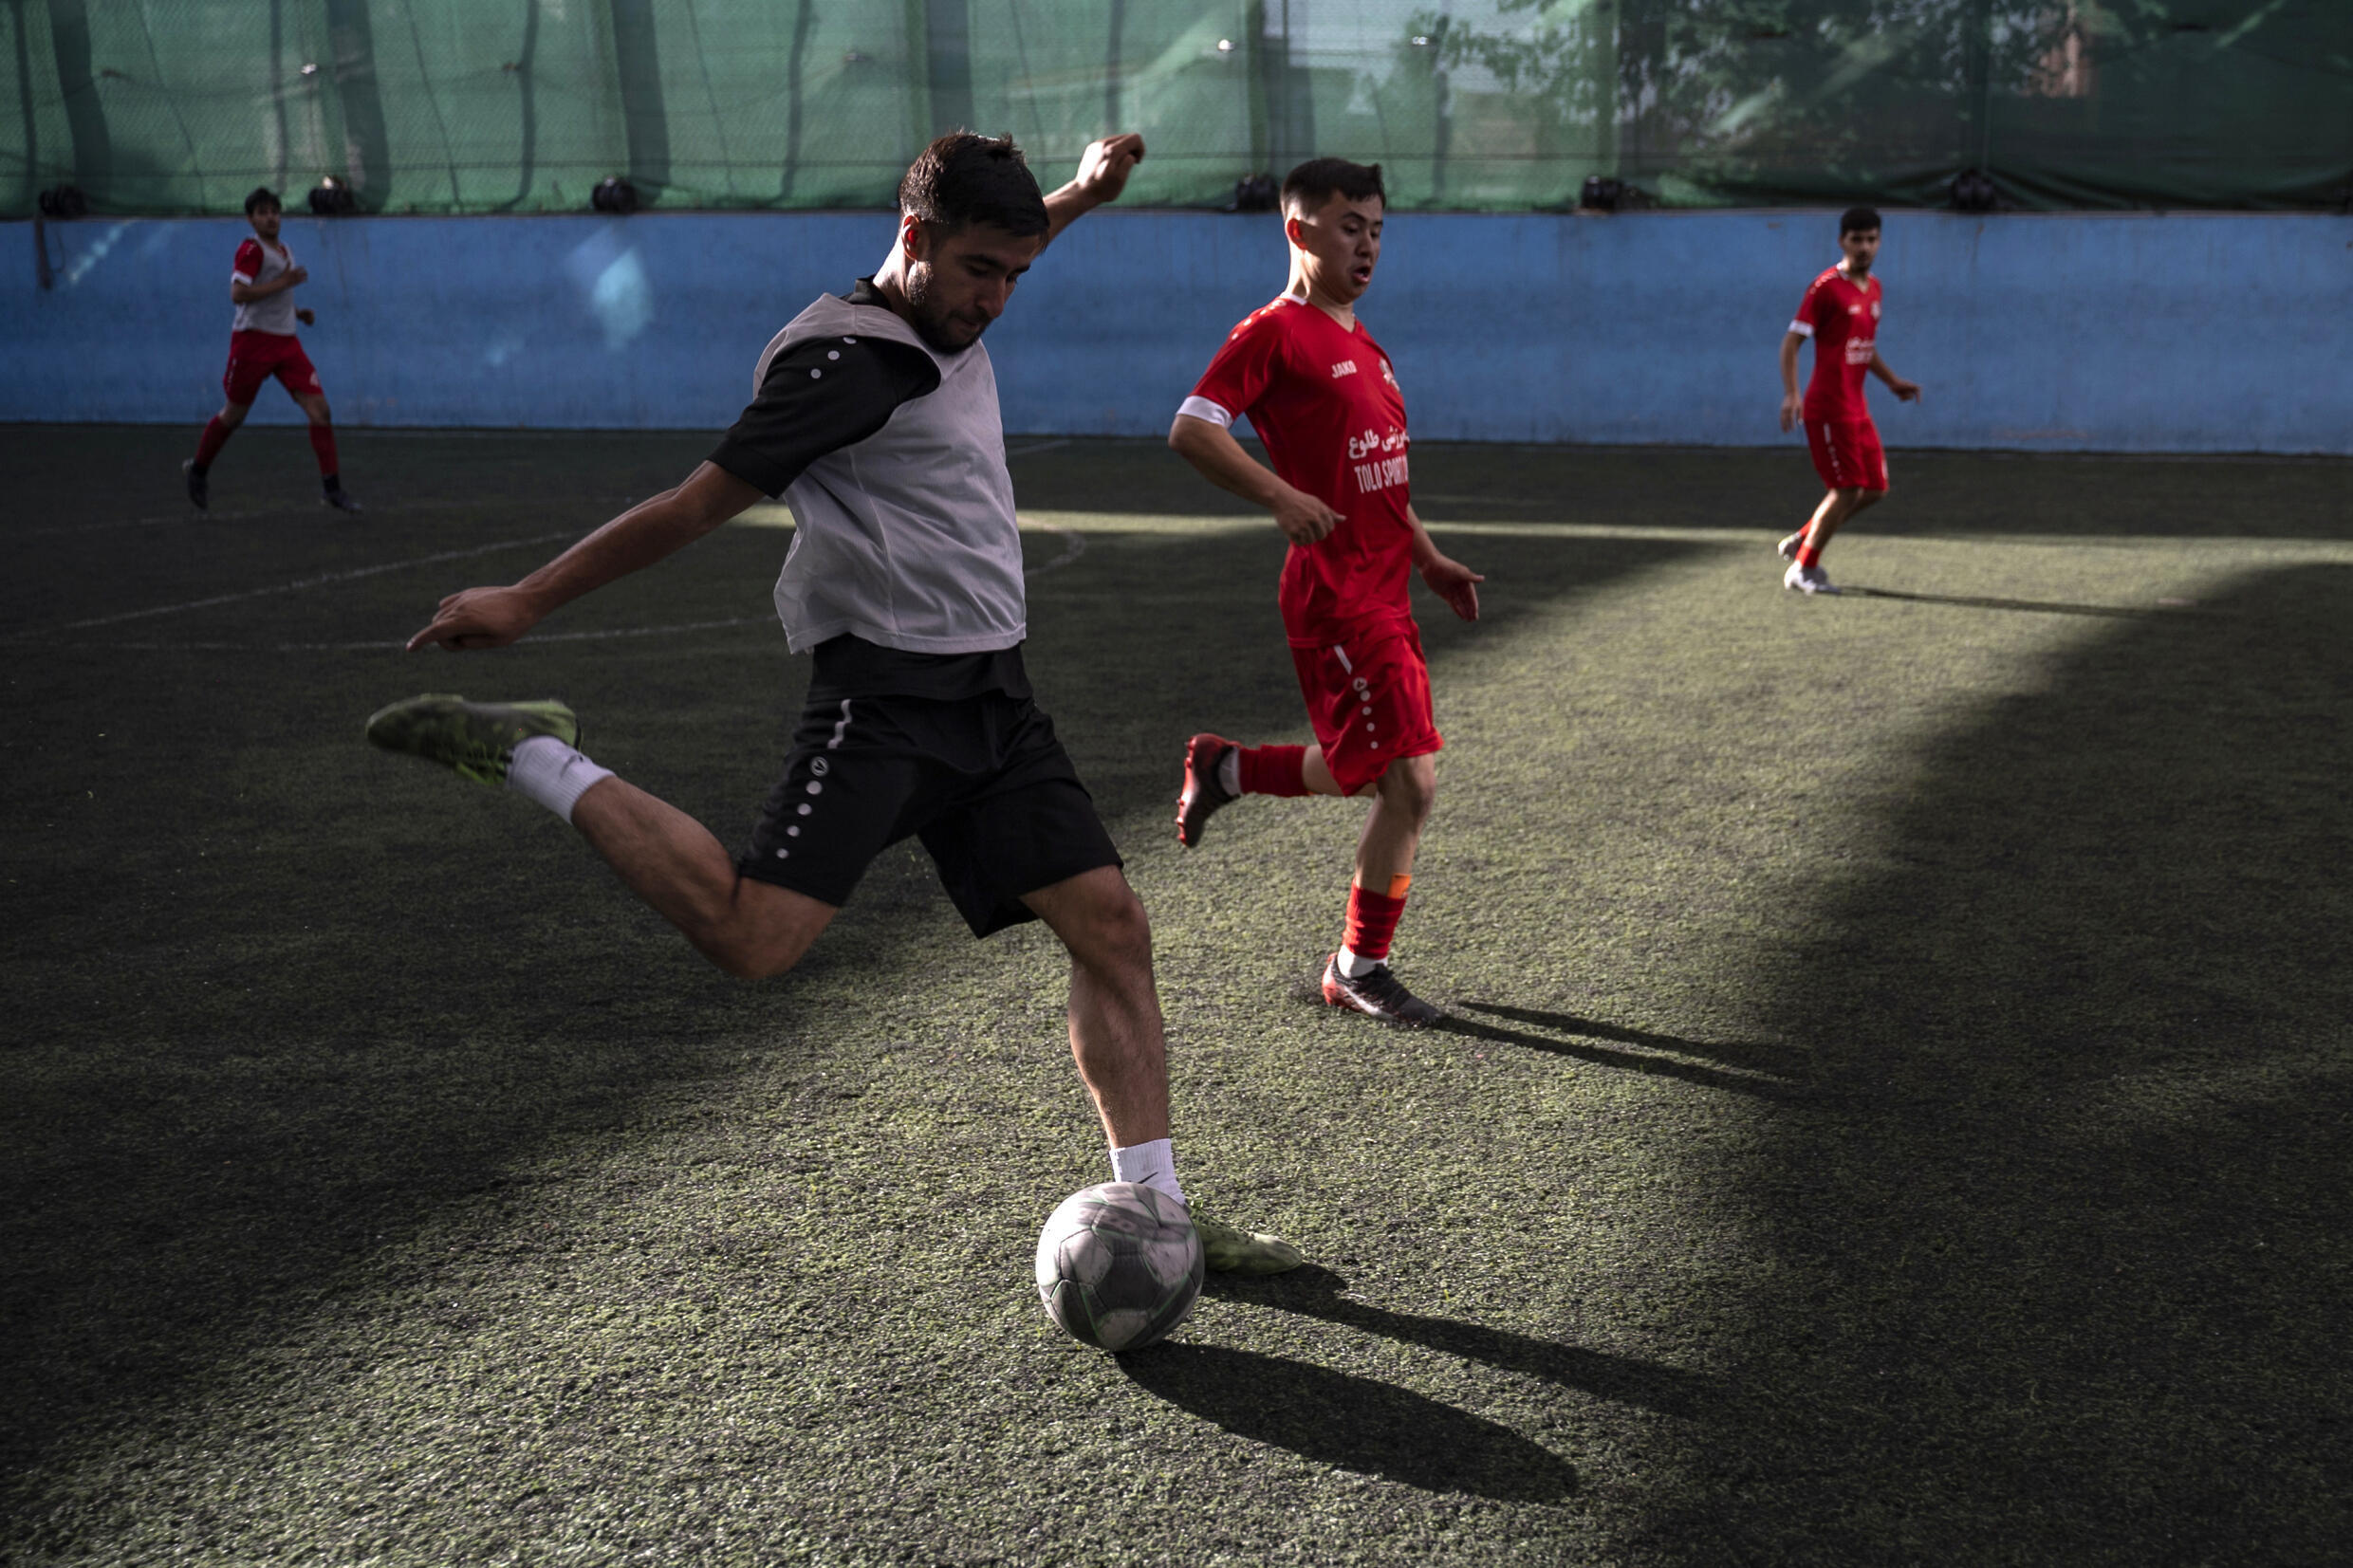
[{"left": 737, "top": 689, "right": 1122, "bottom": 937}]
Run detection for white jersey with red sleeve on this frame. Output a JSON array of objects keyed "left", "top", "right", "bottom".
[
  {"left": 231, "top": 236, "right": 301, "bottom": 336},
  {"left": 1182, "top": 295, "right": 1416, "bottom": 648}
]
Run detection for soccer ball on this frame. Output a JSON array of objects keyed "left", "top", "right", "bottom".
[{"left": 1034, "top": 1182, "right": 1203, "bottom": 1352}]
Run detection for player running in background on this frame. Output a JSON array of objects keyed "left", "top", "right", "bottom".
[
  {"left": 1166, "top": 157, "right": 1483, "bottom": 1029},
  {"left": 183, "top": 187, "right": 361, "bottom": 514},
  {"left": 1776, "top": 207, "right": 1919, "bottom": 594},
  {"left": 365, "top": 132, "right": 1298, "bottom": 1278}
]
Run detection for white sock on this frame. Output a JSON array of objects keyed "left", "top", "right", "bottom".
[
  {"left": 1337, "top": 945, "right": 1381, "bottom": 979},
  {"left": 507, "top": 734, "right": 614, "bottom": 825},
  {"left": 1216, "top": 747, "right": 1241, "bottom": 796},
  {"left": 1109, "top": 1137, "right": 1184, "bottom": 1204}
]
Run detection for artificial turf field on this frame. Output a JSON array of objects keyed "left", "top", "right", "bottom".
[{"left": 3, "top": 424, "right": 2348, "bottom": 1567}]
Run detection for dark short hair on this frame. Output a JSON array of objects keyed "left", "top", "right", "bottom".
[
  {"left": 1840, "top": 206, "right": 1882, "bottom": 236},
  {"left": 244, "top": 186, "right": 282, "bottom": 214},
  {"left": 898, "top": 132, "right": 1047, "bottom": 238},
  {"left": 1282, "top": 157, "right": 1384, "bottom": 217}
]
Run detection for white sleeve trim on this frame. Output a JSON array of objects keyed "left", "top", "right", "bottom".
[
  {"left": 232, "top": 270, "right": 255, "bottom": 284},
  {"left": 1787, "top": 320, "right": 1813, "bottom": 338},
  {"left": 1176, "top": 396, "right": 1234, "bottom": 429}
]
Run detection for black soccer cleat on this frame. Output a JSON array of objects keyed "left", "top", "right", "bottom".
[
  {"left": 322, "top": 483, "right": 362, "bottom": 514},
  {"left": 1176, "top": 732, "right": 1237, "bottom": 848},
  {"left": 183, "top": 459, "right": 208, "bottom": 512},
  {"left": 1320, "top": 953, "right": 1443, "bottom": 1027}
]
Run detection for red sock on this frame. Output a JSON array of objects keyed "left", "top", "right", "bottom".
[
  {"left": 1236, "top": 744, "right": 1309, "bottom": 798},
  {"left": 307, "top": 422, "right": 340, "bottom": 480},
  {"left": 1795, "top": 539, "right": 1824, "bottom": 568},
  {"left": 194, "top": 416, "right": 232, "bottom": 470},
  {"left": 1342, "top": 880, "right": 1409, "bottom": 964}
]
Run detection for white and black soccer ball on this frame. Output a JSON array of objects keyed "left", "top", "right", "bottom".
[{"left": 1034, "top": 1182, "right": 1203, "bottom": 1352}]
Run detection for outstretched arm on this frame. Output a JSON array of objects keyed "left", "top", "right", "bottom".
[
  {"left": 1167, "top": 413, "right": 1343, "bottom": 544},
  {"left": 406, "top": 462, "right": 765, "bottom": 651},
  {"left": 1406, "top": 506, "right": 1482, "bottom": 622},
  {"left": 1043, "top": 133, "right": 1145, "bottom": 244},
  {"left": 1869, "top": 352, "right": 1920, "bottom": 401}
]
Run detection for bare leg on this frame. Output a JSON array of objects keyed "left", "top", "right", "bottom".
[
  {"left": 1301, "top": 747, "right": 1351, "bottom": 797},
  {"left": 1354, "top": 752, "right": 1437, "bottom": 892},
  {"left": 1803, "top": 486, "right": 1882, "bottom": 558},
  {"left": 1298, "top": 748, "right": 1437, "bottom": 886},
  {"left": 569, "top": 776, "right": 836, "bottom": 980},
  {"left": 1021, "top": 865, "right": 1170, "bottom": 1147}
]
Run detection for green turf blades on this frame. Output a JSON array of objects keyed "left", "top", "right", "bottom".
[
  {"left": 1194, "top": 1212, "right": 1304, "bottom": 1276},
  {"left": 364, "top": 693, "right": 579, "bottom": 785}
]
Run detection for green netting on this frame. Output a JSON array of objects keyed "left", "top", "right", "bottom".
[{"left": 5, "top": 2, "right": 2347, "bottom": 218}]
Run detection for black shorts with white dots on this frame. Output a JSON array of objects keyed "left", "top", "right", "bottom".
[{"left": 737, "top": 688, "right": 1122, "bottom": 937}]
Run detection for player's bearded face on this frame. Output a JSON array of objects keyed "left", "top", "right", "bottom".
[
  {"left": 903, "top": 223, "right": 1043, "bottom": 353},
  {"left": 250, "top": 205, "right": 282, "bottom": 241},
  {"left": 1841, "top": 228, "right": 1881, "bottom": 275}
]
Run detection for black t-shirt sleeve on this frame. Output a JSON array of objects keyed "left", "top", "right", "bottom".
[{"left": 708, "top": 334, "right": 940, "bottom": 497}]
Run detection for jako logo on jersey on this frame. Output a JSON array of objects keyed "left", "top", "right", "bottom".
[{"left": 1331, "top": 360, "right": 1359, "bottom": 378}]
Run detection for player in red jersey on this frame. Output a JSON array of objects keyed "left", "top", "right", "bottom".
[
  {"left": 1165, "top": 157, "right": 1483, "bottom": 1027},
  {"left": 1776, "top": 207, "right": 1918, "bottom": 594},
  {"left": 183, "top": 187, "right": 361, "bottom": 514}
]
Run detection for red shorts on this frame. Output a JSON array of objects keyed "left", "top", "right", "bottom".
[
  {"left": 1806, "top": 416, "right": 1887, "bottom": 492},
  {"left": 1289, "top": 622, "right": 1442, "bottom": 796},
  {"left": 223, "top": 330, "right": 322, "bottom": 405}
]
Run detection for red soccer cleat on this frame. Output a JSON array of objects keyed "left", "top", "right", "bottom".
[{"left": 1176, "top": 732, "right": 1238, "bottom": 848}]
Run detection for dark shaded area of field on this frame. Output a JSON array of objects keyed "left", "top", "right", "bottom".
[{"left": 2, "top": 426, "right": 2347, "bottom": 1565}]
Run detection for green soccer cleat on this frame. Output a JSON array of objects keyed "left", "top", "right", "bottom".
[
  {"left": 1193, "top": 1212, "right": 1304, "bottom": 1276},
  {"left": 364, "top": 694, "right": 580, "bottom": 785}
]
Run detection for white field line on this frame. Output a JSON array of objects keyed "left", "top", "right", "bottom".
[
  {"left": 18, "top": 495, "right": 645, "bottom": 539},
  {"left": 11, "top": 531, "right": 576, "bottom": 637},
  {"left": 63, "top": 617, "right": 782, "bottom": 654},
  {"left": 1023, "top": 520, "right": 1087, "bottom": 577},
  {"left": 31, "top": 520, "right": 1087, "bottom": 654}
]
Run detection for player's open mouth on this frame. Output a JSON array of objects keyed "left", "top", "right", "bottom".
[{"left": 1350, "top": 265, "right": 1373, "bottom": 285}]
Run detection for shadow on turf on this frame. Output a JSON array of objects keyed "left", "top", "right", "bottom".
[
  {"left": 1203, "top": 1264, "right": 1717, "bottom": 1421},
  {"left": 1431, "top": 1012, "right": 1804, "bottom": 1101},
  {"left": 1837, "top": 584, "right": 2202, "bottom": 618},
  {"left": 1638, "top": 563, "right": 2353, "bottom": 1563},
  {"left": 1454, "top": 1003, "right": 1807, "bottom": 1081},
  {"left": 1118, "top": 1342, "right": 1578, "bottom": 1502}
]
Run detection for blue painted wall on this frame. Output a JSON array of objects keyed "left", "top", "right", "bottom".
[{"left": 6, "top": 210, "right": 2349, "bottom": 452}]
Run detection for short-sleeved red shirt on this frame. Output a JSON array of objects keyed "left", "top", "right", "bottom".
[
  {"left": 1188, "top": 296, "right": 1416, "bottom": 649},
  {"left": 1790, "top": 265, "right": 1882, "bottom": 423}
]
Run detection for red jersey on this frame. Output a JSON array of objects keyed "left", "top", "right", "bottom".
[
  {"left": 1789, "top": 265, "right": 1882, "bottom": 423},
  {"left": 1187, "top": 296, "right": 1415, "bottom": 648}
]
